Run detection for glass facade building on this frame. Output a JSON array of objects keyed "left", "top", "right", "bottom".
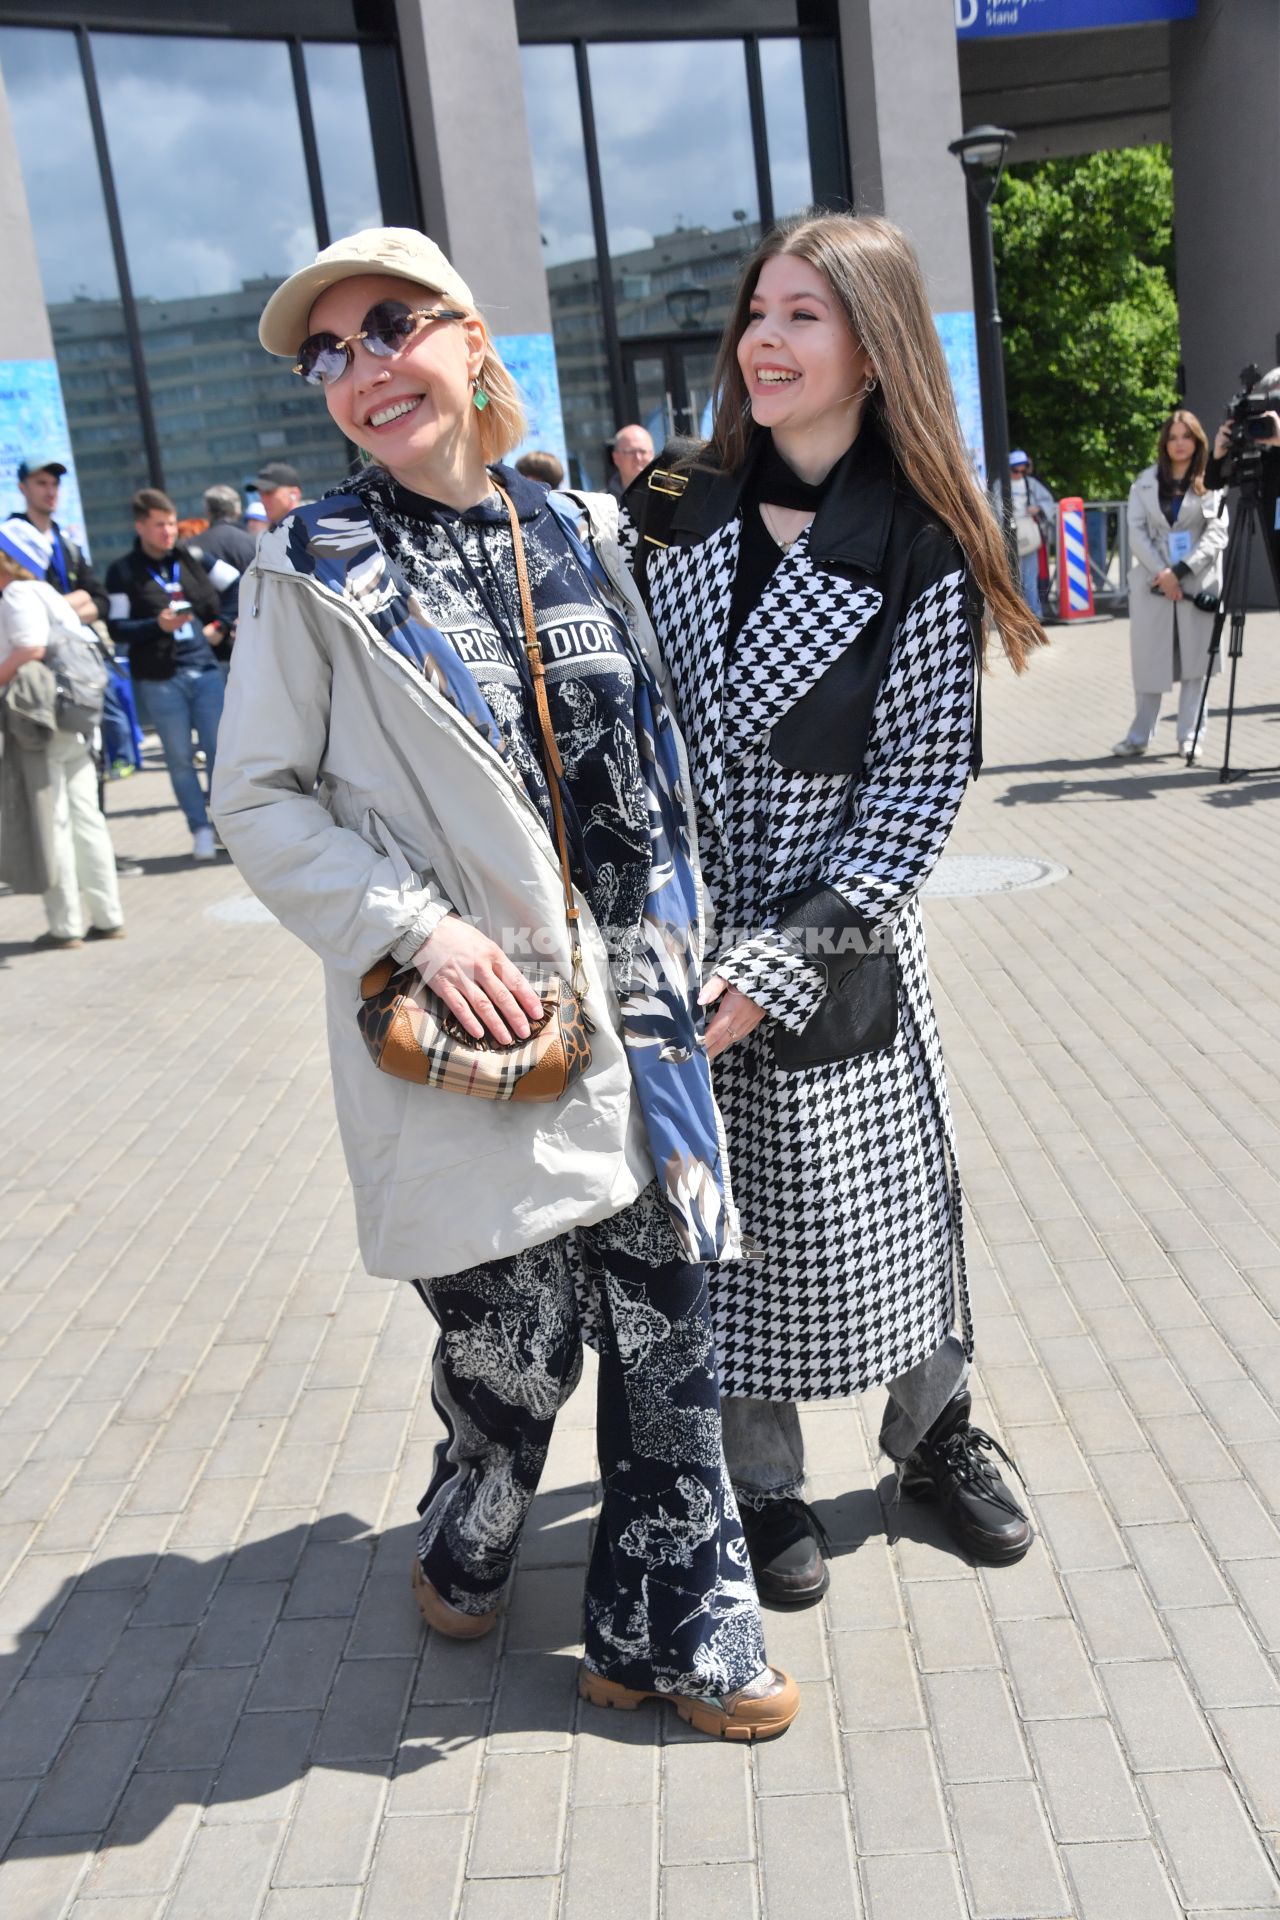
[
  {"left": 0, "top": 3, "right": 854, "bottom": 559},
  {"left": 0, "top": 11, "right": 410, "bottom": 562},
  {"left": 520, "top": 30, "right": 846, "bottom": 485}
]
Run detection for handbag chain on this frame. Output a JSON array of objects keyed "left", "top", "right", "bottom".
[{"left": 491, "top": 482, "right": 587, "bottom": 1003}]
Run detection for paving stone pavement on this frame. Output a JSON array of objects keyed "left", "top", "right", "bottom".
[{"left": 1, "top": 610, "right": 1279, "bottom": 1920}]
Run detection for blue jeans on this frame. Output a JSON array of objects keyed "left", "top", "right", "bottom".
[
  {"left": 1019, "top": 549, "right": 1042, "bottom": 617},
  {"left": 136, "top": 667, "right": 224, "bottom": 832}
]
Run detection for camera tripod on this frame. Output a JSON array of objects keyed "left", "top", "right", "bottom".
[{"left": 1188, "top": 466, "right": 1280, "bottom": 781}]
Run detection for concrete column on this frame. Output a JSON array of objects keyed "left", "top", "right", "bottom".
[
  {"left": 0, "top": 62, "right": 55, "bottom": 361},
  {"left": 392, "top": 0, "right": 550, "bottom": 333},
  {"left": 1170, "top": 0, "right": 1280, "bottom": 424},
  {"left": 837, "top": 0, "right": 985, "bottom": 474},
  {"left": 837, "top": 0, "right": 973, "bottom": 312},
  {"left": 0, "top": 60, "right": 93, "bottom": 550}
]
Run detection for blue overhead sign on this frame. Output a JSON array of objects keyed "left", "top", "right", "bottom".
[{"left": 957, "top": 0, "right": 1195, "bottom": 36}]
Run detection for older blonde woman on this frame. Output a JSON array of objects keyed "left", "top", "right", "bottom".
[{"left": 212, "top": 229, "right": 797, "bottom": 1741}]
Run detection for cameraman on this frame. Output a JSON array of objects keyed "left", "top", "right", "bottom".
[{"left": 1208, "top": 400, "right": 1280, "bottom": 582}]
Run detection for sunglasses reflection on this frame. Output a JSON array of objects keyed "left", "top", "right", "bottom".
[{"left": 294, "top": 301, "right": 467, "bottom": 385}]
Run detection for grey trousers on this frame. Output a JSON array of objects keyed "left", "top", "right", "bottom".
[
  {"left": 722, "top": 1334, "right": 969, "bottom": 1509},
  {"left": 1125, "top": 679, "right": 1206, "bottom": 749}
]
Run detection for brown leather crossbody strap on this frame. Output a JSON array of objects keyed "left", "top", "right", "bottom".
[{"left": 492, "top": 481, "right": 585, "bottom": 999}]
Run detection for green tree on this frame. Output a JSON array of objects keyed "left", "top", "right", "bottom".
[{"left": 991, "top": 146, "right": 1181, "bottom": 500}]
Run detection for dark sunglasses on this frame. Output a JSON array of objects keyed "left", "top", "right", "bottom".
[{"left": 293, "top": 299, "right": 467, "bottom": 386}]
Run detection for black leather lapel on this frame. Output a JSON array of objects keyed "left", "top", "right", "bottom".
[{"left": 724, "top": 545, "right": 883, "bottom": 755}]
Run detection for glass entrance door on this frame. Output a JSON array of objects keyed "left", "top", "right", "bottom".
[{"left": 622, "top": 333, "right": 721, "bottom": 449}]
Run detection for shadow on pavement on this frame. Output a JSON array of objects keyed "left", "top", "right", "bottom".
[
  {"left": 997, "top": 763, "right": 1254, "bottom": 806},
  {"left": 810, "top": 1477, "right": 971, "bottom": 1568},
  {"left": 122, "top": 854, "right": 230, "bottom": 877},
  {"left": 0, "top": 1492, "right": 645, "bottom": 1863},
  {"left": 97, "top": 801, "right": 178, "bottom": 820}
]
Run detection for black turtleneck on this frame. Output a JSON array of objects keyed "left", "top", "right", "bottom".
[{"left": 727, "top": 433, "right": 842, "bottom": 646}]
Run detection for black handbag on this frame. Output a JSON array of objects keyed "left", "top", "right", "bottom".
[{"left": 767, "top": 885, "right": 900, "bottom": 1070}]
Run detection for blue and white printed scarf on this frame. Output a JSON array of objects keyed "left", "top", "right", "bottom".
[{"left": 283, "top": 478, "right": 739, "bottom": 1267}]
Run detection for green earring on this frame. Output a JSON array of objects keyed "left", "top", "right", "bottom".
[{"left": 472, "top": 383, "right": 489, "bottom": 412}]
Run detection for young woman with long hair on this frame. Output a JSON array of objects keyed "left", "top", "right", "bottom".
[
  {"left": 212, "top": 228, "right": 797, "bottom": 1739},
  {"left": 624, "top": 211, "right": 1045, "bottom": 1606},
  {"left": 1115, "top": 409, "right": 1226, "bottom": 761}
]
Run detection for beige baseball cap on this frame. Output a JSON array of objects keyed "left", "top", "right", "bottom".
[{"left": 258, "top": 227, "right": 475, "bottom": 357}]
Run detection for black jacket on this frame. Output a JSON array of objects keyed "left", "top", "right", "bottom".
[
  {"left": 188, "top": 518, "right": 256, "bottom": 653},
  {"left": 12, "top": 514, "right": 108, "bottom": 621},
  {"left": 105, "top": 541, "right": 222, "bottom": 680},
  {"left": 1206, "top": 444, "right": 1280, "bottom": 598},
  {"left": 627, "top": 422, "right": 982, "bottom": 781}
]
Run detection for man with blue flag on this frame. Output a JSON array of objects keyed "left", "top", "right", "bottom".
[{"left": 4, "top": 459, "right": 144, "bottom": 784}]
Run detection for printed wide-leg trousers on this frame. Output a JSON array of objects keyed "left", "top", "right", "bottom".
[{"left": 413, "top": 1183, "right": 767, "bottom": 1700}]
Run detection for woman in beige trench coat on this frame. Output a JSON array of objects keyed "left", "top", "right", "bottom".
[{"left": 1115, "top": 410, "right": 1227, "bottom": 760}]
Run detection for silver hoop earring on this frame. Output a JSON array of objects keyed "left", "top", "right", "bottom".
[{"left": 863, "top": 375, "right": 878, "bottom": 397}]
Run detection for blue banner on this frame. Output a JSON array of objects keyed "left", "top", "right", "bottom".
[
  {"left": 957, "top": 0, "right": 1195, "bottom": 36},
  {"left": 934, "top": 312, "right": 987, "bottom": 488},
  {"left": 0, "top": 357, "right": 90, "bottom": 557},
  {"left": 493, "top": 331, "right": 569, "bottom": 480}
]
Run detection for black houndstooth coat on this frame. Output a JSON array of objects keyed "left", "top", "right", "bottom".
[{"left": 625, "top": 426, "right": 982, "bottom": 1399}]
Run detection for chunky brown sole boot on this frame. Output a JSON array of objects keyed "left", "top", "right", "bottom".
[
  {"left": 411, "top": 1557, "right": 498, "bottom": 1639},
  {"left": 577, "top": 1663, "right": 799, "bottom": 1742}
]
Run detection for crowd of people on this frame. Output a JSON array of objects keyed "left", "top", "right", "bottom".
[{"left": 0, "top": 460, "right": 303, "bottom": 941}]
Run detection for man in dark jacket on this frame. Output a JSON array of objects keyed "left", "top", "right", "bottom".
[
  {"left": 191, "top": 484, "right": 256, "bottom": 666},
  {"left": 4, "top": 456, "right": 108, "bottom": 622},
  {"left": 106, "top": 487, "right": 226, "bottom": 861},
  {"left": 1209, "top": 399, "right": 1280, "bottom": 604}
]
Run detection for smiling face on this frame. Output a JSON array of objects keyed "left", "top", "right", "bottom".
[
  {"left": 737, "top": 252, "right": 872, "bottom": 444},
  {"left": 306, "top": 272, "right": 487, "bottom": 491}
]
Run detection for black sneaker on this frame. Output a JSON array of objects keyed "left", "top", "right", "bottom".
[
  {"left": 740, "top": 1497, "right": 831, "bottom": 1609},
  {"left": 899, "top": 1391, "right": 1032, "bottom": 1566}
]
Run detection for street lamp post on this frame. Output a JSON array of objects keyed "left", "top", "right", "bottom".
[
  {"left": 666, "top": 284, "right": 711, "bottom": 332},
  {"left": 948, "top": 124, "right": 1016, "bottom": 560}
]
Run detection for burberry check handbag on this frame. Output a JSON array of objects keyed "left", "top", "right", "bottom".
[{"left": 356, "top": 484, "right": 593, "bottom": 1102}]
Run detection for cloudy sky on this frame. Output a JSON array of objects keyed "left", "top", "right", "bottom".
[
  {"left": 3, "top": 25, "right": 815, "bottom": 309},
  {"left": 1, "top": 26, "right": 379, "bottom": 308},
  {"left": 521, "top": 38, "right": 813, "bottom": 268}
]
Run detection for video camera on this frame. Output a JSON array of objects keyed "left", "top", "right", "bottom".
[{"left": 1218, "top": 362, "right": 1280, "bottom": 485}]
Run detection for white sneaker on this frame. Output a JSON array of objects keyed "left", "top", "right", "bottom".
[
  {"left": 1111, "top": 739, "right": 1147, "bottom": 757},
  {"left": 1179, "top": 739, "right": 1204, "bottom": 761},
  {"left": 192, "top": 825, "right": 218, "bottom": 862}
]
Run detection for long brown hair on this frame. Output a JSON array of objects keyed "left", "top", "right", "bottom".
[
  {"left": 1156, "top": 409, "right": 1208, "bottom": 495},
  {"left": 706, "top": 212, "right": 1045, "bottom": 671}
]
